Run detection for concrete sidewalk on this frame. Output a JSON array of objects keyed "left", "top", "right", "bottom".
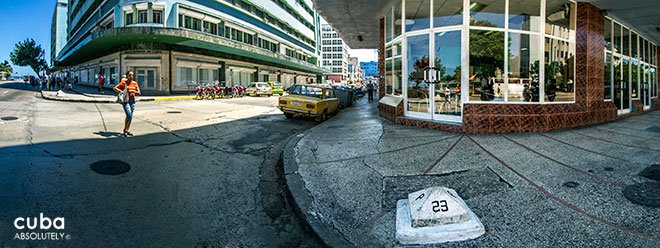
[
  {"left": 40, "top": 84, "right": 196, "bottom": 103},
  {"left": 283, "top": 99, "right": 660, "bottom": 247}
]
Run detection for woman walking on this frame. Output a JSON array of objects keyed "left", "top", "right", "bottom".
[{"left": 113, "top": 70, "right": 141, "bottom": 137}]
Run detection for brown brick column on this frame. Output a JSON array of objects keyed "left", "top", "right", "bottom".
[
  {"left": 576, "top": 2, "right": 605, "bottom": 111},
  {"left": 378, "top": 18, "right": 385, "bottom": 99}
]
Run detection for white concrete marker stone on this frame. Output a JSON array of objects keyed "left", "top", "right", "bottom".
[{"left": 396, "top": 186, "right": 485, "bottom": 245}]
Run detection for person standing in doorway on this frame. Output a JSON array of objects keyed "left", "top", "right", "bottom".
[
  {"left": 113, "top": 70, "right": 141, "bottom": 137},
  {"left": 98, "top": 72, "right": 105, "bottom": 93},
  {"left": 367, "top": 82, "right": 375, "bottom": 103}
]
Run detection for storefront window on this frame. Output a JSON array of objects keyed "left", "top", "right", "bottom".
[
  {"left": 508, "top": 33, "right": 541, "bottom": 102},
  {"left": 604, "top": 52, "right": 612, "bottom": 100},
  {"left": 405, "top": 0, "right": 431, "bottom": 32},
  {"left": 469, "top": 29, "right": 505, "bottom": 102},
  {"left": 509, "top": 0, "right": 541, "bottom": 32},
  {"left": 622, "top": 27, "right": 630, "bottom": 56},
  {"left": 632, "top": 60, "right": 639, "bottom": 99},
  {"left": 613, "top": 23, "right": 621, "bottom": 54},
  {"left": 176, "top": 67, "right": 196, "bottom": 90},
  {"left": 434, "top": 31, "right": 461, "bottom": 115},
  {"left": 432, "top": 0, "right": 462, "bottom": 27},
  {"left": 545, "top": 0, "right": 575, "bottom": 40},
  {"left": 545, "top": 38, "right": 574, "bottom": 102},
  {"left": 407, "top": 34, "right": 430, "bottom": 113},
  {"left": 470, "top": 0, "right": 505, "bottom": 28},
  {"left": 386, "top": 7, "right": 393, "bottom": 43},
  {"left": 604, "top": 19, "right": 611, "bottom": 51},
  {"left": 631, "top": 32, "right": 638, "bottom": 59},
  {"left": 393, "top": 58, "right": 403, "bottom": 96},
  {"left": 394, "top": 1, "right": 402, "bottom": 38},
  {"left": 386, "top": 59, "right": 393, "bottom": 94}
]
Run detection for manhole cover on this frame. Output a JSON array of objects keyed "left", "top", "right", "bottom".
[
  {"left": 167, "top": 111, "right": 182, "bottom": 114},
  {"left": 639, "top": 164, "right": 660, "bottom": 181},
  {"left": 1, "top": 116, "right": 18, "bottom": 121},
  {"left": 90, "top": 160, "right": 131, "bottom": 175},
  {"left": 623, "top": 182, "right": 660, "bottom": 208},
  {"left": 604, "top": 167, "right": 614, "bottom": 171},
  {"left": 563, "top": 181, "right": 580, "bottom": 188},
  {"left": 645, "top": 126, "right": 660, "bottom": 133}
]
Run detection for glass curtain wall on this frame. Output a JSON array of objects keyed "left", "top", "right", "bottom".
[
  {"left": 604, "top": 16, "right": 658, "bottom": 112},
  {"left": 384, "top": 0, "right": 578, "bottom": 122}
]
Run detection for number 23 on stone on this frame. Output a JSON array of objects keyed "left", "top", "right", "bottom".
[{"left": 431, "top": 200, "right": 448, "bottom": 212}]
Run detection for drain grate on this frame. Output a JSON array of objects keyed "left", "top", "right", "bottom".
[
  {"left": 90, "top": 160, "right": 131, "bottom": 175},
  {"left": 639, "top": 164, "right": 660, "bottom": 181},
  {"left": 563, "top": 181, "right": 580, "bottom": 188},
  {"left": 1, "top": 116, "right": 18, "bottom": 121},
  {"left": 623, "top": 182, "right": 660, "bottom": 208},
  {"left": 645, "top": 126, "right": 660, "bottom": 133},
  {"left": 167, "top": 111, "right": 182, "bottom": 114}
]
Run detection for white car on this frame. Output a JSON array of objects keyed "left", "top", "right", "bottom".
[{"left": 246, "top": 82, "right": 273, "bottom": 97}]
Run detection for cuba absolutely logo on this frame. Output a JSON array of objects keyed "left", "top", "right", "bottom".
[{"left": 13, "top": 213, "right": 71, "bottom": 241}]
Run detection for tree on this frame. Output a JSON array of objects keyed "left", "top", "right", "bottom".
[
  {"left": 10, "top": 38, "right": 48, "bottom": 75},
  {"left": 0, "top": 60, "right": 12, "bottom": 74}
]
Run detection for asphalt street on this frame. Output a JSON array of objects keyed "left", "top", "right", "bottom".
[{"left": 0, "top": 81, "right": 322, "bottom": 247}]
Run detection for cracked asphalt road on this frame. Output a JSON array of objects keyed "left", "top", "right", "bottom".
[{"left": 0, "top": 81, "right": 322, "bottom": 247}]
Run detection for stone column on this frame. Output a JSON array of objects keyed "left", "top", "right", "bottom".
[
  {"left": 378, "top": 18, "right": 385, "bottom": 99},
  {"left": 575, "top": 2, "right": 605, "bottom": 111}
]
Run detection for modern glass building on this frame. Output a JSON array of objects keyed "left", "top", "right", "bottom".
[
  {"left": 314, "top": 0, "right": 659, "bottom": 133},
  {"left": 52, "top": 0, "right": 327, "bottom": 94}
]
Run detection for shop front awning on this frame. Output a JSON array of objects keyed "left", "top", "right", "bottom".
[{"left": 56, "top": 27, "right": 328, "bottom": 75}]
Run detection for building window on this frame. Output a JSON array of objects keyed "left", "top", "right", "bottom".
[
  {"left": 153, "top": 10, "right": 162, "bottom": 24},
  {"left": 138, "top": 10, "right": 148, "bottom": 23},
  {"left": 125, "top": 12, "right": 134, "bottom": 25}
]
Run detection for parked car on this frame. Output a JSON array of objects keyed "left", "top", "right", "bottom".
[
  {"left": 246, "top": 82, "right": 272, "bottom": 96},
  {"left": 278, "top": 84, "right": 339, "bottom": 122},
  {"left": 269, "top": 82, "right": 285, "bottom": 96}
]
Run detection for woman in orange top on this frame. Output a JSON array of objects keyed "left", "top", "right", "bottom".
[{"left": 113, "top": 70, "right": 141, "bottom": 137}]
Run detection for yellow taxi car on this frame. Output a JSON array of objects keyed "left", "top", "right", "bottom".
[{"left": 278, "top": 84, "right": 339, "bottom": 122}]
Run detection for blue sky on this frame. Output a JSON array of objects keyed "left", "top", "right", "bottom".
[{"left": 0, "top": 0, "right": 54, "bottom": 76}]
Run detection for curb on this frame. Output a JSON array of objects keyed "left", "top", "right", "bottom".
[
  {"left": 282, "top": 121, "right": 354, "bottom": 247},
  {"left": 40, "top": 90, "right": 195, "bottom": 103}
]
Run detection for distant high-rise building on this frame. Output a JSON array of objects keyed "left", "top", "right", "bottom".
[
  {"left": 347, "top": 57, "right": 363, "bottom": 83},
  {"left": 360, "top": 61, "right": 378, "bottom": 78},
  {"left": 319, "top": 18, "right": 349, "bottom": 83},
  {"left": 50, "top": 0, "right": 68, "bottom": 66}
]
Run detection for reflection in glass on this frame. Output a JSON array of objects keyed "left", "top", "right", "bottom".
[
  {"left": 544, "top": 38, "right": 575, "bottom": 102},
  {"left": 631, "top": 32, "right": 638, "bottom": 59},
  {"left": 631, "top": 60, "right": 638, "bottom": 99},
  {"left": 386, "top": 7, "right": 393, "bottom": 43},
  {"left": 651, "top": 67, "right": 657, "bottom": 98},
  {"left": 508, "top": 33, "right": 541, "bottom": 102},
  {"left": 394, "top": 1, "right": 403, "bottom": 38},
  {"left": 604, "top": 19, "right": 611, "bottom": 51},
  {"left": 386, "top": 59, "right": 393, "bottom": 94},
  {"left": 470, "top": 0, "right": 505, "bottom": 28},
  {"left": 604, "top": 52, "right": 612, "bottom": 100},
  {"left": 405, "top": 0, "right": 431, "bottom": 32},
  {"left": 433, "top": 0, "right": 463, "bottom": 27},
  {"left": 545, "top": 0, "right": 575, "bottom": 39},
  {"left": 434, "top": 31, "right": 462, "bottom": 115},
  {"left": 509, "top": 0, "right": 541, "bottom": 32},
  {"left": 613, "top": 23, "right": 621, "bottom": 54},
  {"left": 394, "top": 58, "right": 403, "bottom": 96},
  {"left": 469, "top": 29, "right": 504, "bottom": 102},
  {"left": 613, "top": 56, "right": 621, "bottom": 109},
  {"left": 407, "top": 34, "right": 430, "bottom": 113},
  {"left": 622, "top": 58, "right": 630, "bottom": 109},
  {"left": 622, "top": 27, "right": 630, "bottom": 56},
  {"left": 642, "top": 64, "right": 649, "bottom": 105}
]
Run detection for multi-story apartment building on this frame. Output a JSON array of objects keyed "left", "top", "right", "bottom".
[
  {"left": 347, "top": 57, "right": 363, "bottom": 83},
  {"left": 50, "top": 0, "right": 68, "bottom": 66},
  {"left": 360, "top": 61, "right": 378, "bottom": 78},
  {"left": 52, "top": 0, "right": 326, "bottom": 94},
  {"left": 319, "top": 18, "right": 348, "bottom": 83}
]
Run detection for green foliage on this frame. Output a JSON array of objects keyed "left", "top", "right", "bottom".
[
  {"left": 10, "top": 38, "right": 48, "bottom": 75},
  {"left": 0, "top": 60, "right": 12, "bottom": 74}
]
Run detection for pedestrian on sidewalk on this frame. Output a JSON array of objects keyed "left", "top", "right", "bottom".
[
  {"left": 98, "top": 72, "right": 105, "bottom": 93},
  {"left": 113, "top": 70, "right": 141, "bottom": 137},
  {"left": 367, "top": 82, "right": 375, "bottom": 103}
]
